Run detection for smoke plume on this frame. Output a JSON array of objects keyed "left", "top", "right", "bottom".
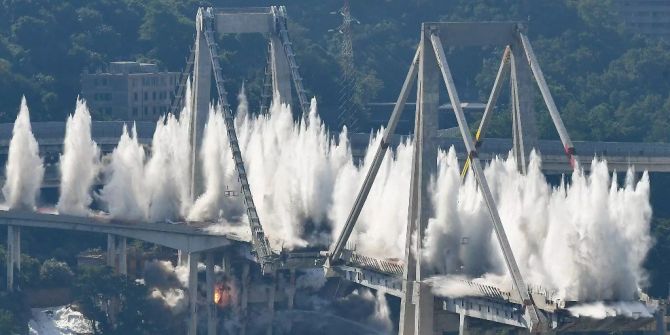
[
  {"left": 57, "top": 98, "right": 100, "bottom": 215},
  {"left": 2, "top": 97, "right": 44, "bottom": 209}
]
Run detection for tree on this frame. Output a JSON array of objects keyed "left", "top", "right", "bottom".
[
  {"left": 74, "top": 266, "right": 177, "bottom": 335},
  {"left": 39, "top": 258, "right": 74, "bottom": 288},
  {"left": 0, "top": 309, "right": 16, "bottom": 335}
]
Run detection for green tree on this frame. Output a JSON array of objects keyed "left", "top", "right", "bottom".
[{"left": 39, "top": 258, "right": 74, "bottom": 288}]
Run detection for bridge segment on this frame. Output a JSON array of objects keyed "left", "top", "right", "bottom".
[{"left": 324, "top": 21, "right": 660, "bottom": 335}]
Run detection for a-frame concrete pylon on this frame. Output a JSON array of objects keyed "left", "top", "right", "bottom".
[{"left": 326, "top": 22, "right": 580, "bottom": 335}]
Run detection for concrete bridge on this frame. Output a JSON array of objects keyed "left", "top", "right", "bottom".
[{"left": 1, "top": 8, "right": 666, "bottom": 335}]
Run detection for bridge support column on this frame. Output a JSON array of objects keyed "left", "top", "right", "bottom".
[
  {"left": 510, "top": 34, "right": 538, "bottom": 173},
  {"left": 266, "top": 280, "right": 276, "bottom": 335},
  {"left": 188, "top": 252, "right": 199, "bottom": 335},
  {"left": 6, "top": 226, "right": 21, "bottom": 292},
  {"left": 221, "top": 251, "right": 231, "bottom": 273},
  {"left": 6, "top": 226, "right": 16, "bottom": 292},
  {"left": 240, "top": 262, "right": 250, "bottom": 335},
  {"left": 414, "top": 281, "right": 434, "bottom": 334},
  {"left": 178, "top": 250, "right": 188, "bottom": 267},
  {"left": 656, "top": 303, "right": 666, "bottom": 335},
  {"left": 269, "top": 35, "right": 292, "bottom": 106},
  {"left": 13, "top": 227, "right": 20, "bottom": 274},
  {"left": 459, "top": 310, "right": 469, "bottom": 335},
  {"left": 287, "top": 269, "right": 296, "bottom": 310},
  {"left": 191, "top": 8, "right": 213, "bottom": 199},
  {"left": 403, "top": 25, "right": 440, "bottom": 335},
  {"left": 206, "top": 252, "right": 217, "bottom": 335},
  {"left": 118, "top": 237, "right": 127, "bottom": 276},
  {"left": 107, "top": 234, "right": 116, "bottom": 269}
]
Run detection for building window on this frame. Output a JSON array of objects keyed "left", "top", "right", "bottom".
[
  {"left": 144, "top": 106, "right": 148, "bottom": 115},
  {"left": 144, "top": 92, "right": 148, "bottom": 100},
  {"left": 153, "top": 92, "right": 156, "bottom": 101},
  {"left": 132, "top": 107, "right": 138, "bottom": 116},
  {"left": 152, "top": 107, "right": 157, "bottom": 115},
  {"left": 134, "top": 92, "right": 138, "bottom": 101}
]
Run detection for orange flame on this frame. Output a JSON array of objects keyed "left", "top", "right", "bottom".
[{"left": 214, "top": 283, "right": 232, "bottom": 307}]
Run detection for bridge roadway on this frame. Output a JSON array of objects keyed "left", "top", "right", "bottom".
[
  {"left": 1, "top": 121, "right": 668, "bottom": 182},
  {"left": 329, "top": 250, "right": 658, "bottom": 332},
  {"left": 0, "top": 209, "right": 659, "bottom": 332},
  {"left": 0, "top": 209, "right": 323, "bottom": 269}
]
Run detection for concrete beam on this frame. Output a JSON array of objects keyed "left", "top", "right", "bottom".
[
  {"left": 213, "top": 10, "right": 274, "bottom": 34},
  {"left": 424, "top": 22, "right": 518, "bottom": 47},
  {"left": 0, "top": 211, "right": 232, "bottom": 253}
]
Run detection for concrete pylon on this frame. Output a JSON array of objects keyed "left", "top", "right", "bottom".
[
  {"left": 190, "top": 8, "right": 213, "bottom": 200},
  {"left": 269, "top": 35, "right": 292, "bottom": 106},
  {"left": 6, "top": 226, "right": 14, "bottom": 291},
  {"left": 399, "top": 25, "right": 439, "bottom": 335},
  {"left": 459, "top": 311, "right": 469, "bottom": 335},
  {"left": 206, "top": 252, "right": 217, "bottom": 335},
  {"left": 240, "top": 262, "right": 250, "bottom": 335},
  {"left": 510, "top": 33, "right": 538, "bottom": 173},
  {"left": 118, "top": 237, "right": 127, "bottom": 275},
  {"left": 266, "top": 281, "right": 276, "bottom": 335},
  {"left": 107, "top": 234, "right": 116, "bottom": 269},
  {"left": 6, "top": 226, "right": 22, "bottom": 292},
  {"left": 187, "top": 252, "right": 199, "bottom": 335},
  {"left": 13, "top": 227, "right": 20, "bottom": 273}
]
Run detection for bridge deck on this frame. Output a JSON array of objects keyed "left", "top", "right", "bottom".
[
  {"left": 0, "top": 209, "right": 244, "bottom": 252},
  {"left": 1, "top": 122, "right": 669, "bottom": 173}
]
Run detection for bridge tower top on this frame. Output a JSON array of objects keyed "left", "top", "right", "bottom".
[{"left": 179, "top": 6, "right": 313, "bottom": 275}]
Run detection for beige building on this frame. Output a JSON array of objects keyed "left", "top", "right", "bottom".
[
  {"left": 617, "top": 0, "right": 670, "bottom": 40},
  {"left": 81, "top": 61, "right": 179, "bottom": 121}
]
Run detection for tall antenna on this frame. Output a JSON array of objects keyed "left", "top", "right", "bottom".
[{"left": 334, "top": 0, "right": 360, "bottom": 131}]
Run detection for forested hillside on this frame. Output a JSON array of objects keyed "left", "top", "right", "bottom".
[{"left": 0, "top": 0, "right": 669, "bottom": 142}]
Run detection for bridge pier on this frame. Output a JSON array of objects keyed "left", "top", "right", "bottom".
[
  {"left": 287, "top": 268, "right": 296, "bottom": 310},
  {"left": 267, "top": 279, "right": 276, "bottom": 335},
  {"left": 459, "top": 310, "right": 469, "bottom": 335},
  {"left": 269, "top": 34, "right": 292, "bottom": 107},
  {"left": 206, "top": 252, "right": 217, "bottom": 335},
  {"left": 656, "top": 304, "right": 666, "bottom": 335},
  {"left": 106, "top": 235, "right": 127, "bottom": 275},
  {"left": 118, "top": 237, "right": 127, "bottom": 276},
  {"left": 187, "top": 252, "right": 199, "bottom": 335},
  {"left": 5, "top": 225, "right": 20, "bottom": 292},
  {"left": 240, "top": 262, "right": 250, "bottom": 335},
  {"left": 107, "top": 234, "right": 116, "bottom": 269}
]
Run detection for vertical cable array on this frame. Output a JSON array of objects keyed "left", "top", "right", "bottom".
[
  {"left": 168, "top": 43, "right": 196, "bottom": 116},
  {"left": 202, "top": 12, "right": 276, "bottom": 274},
  {"left": 275, "top": 6, "right": 310, "bottom": 118}
]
